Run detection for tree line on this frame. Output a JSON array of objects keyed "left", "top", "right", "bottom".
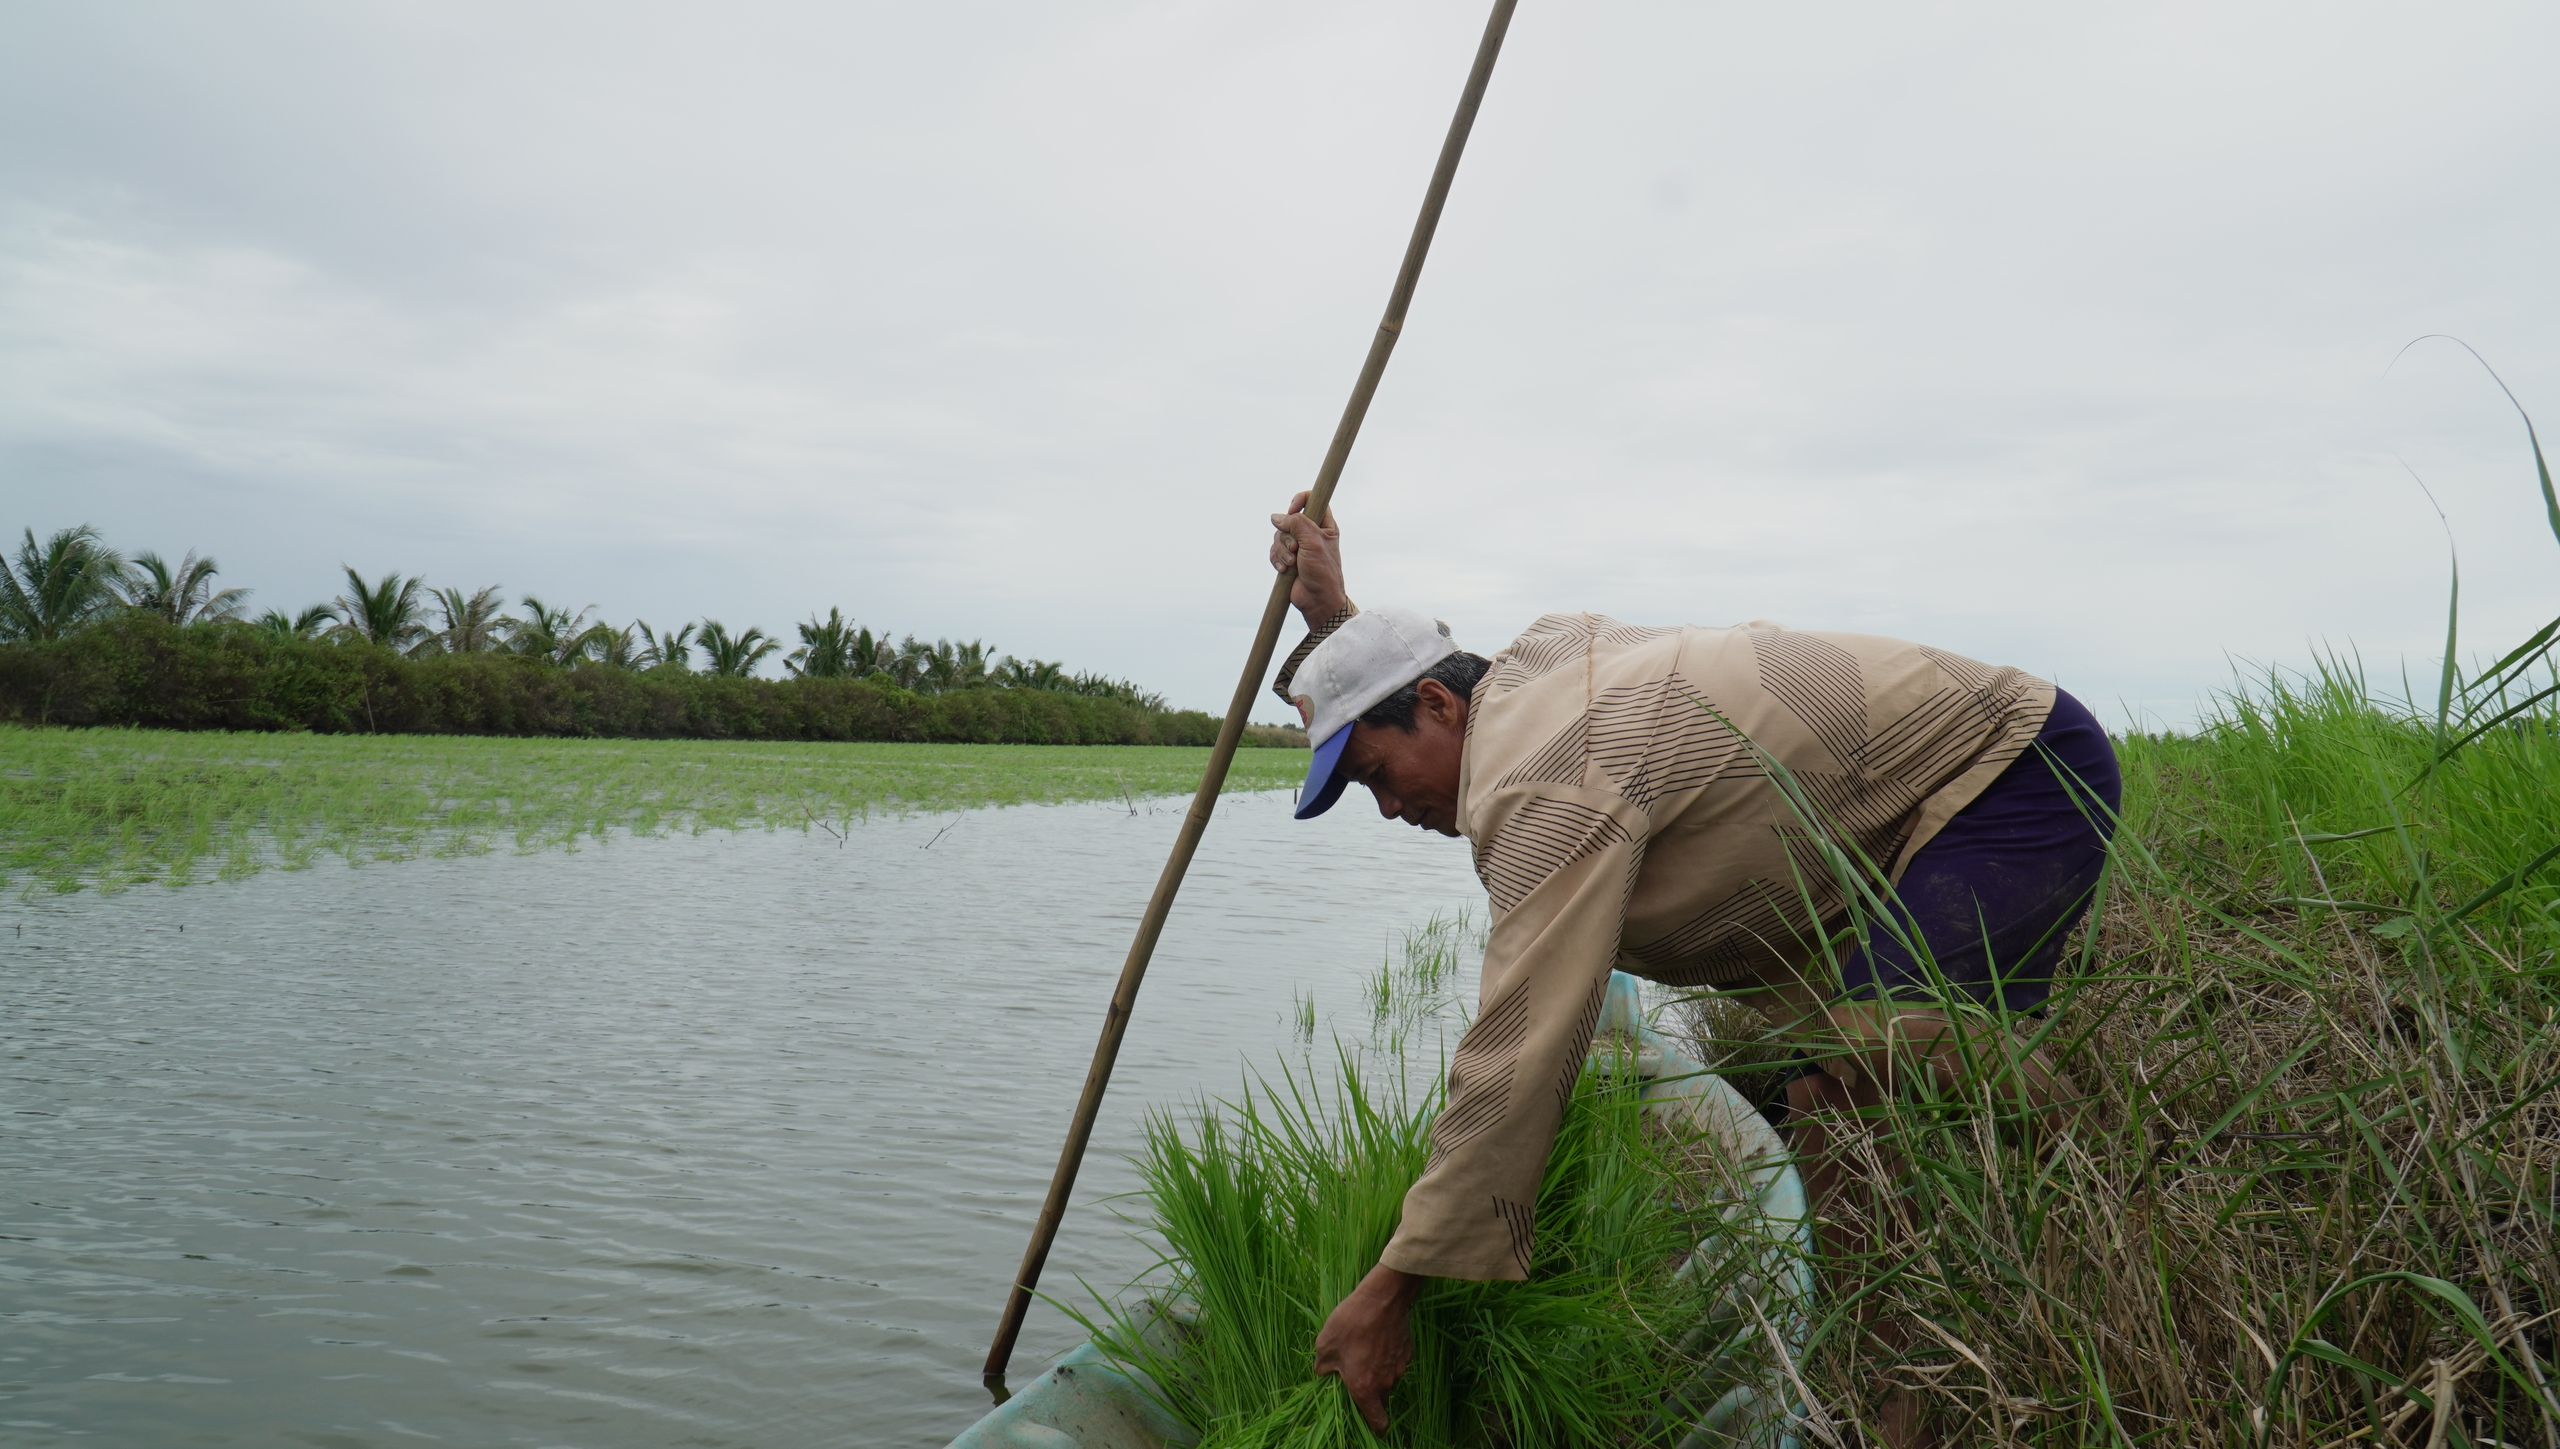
[{"left": 1, "top": 523, "right": 1172, "bottom": 709}]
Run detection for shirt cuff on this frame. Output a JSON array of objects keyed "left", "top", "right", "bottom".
[
  {"left": 1378, "top": 1229, "right": 1530, "bottom": 1283},
  {"left": 1270, "top": 602, "right": 1357, "bottom": 707}
]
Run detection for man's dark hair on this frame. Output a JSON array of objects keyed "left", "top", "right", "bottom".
[{"left": 1358, "top": 651, "right": 1492, "bottom": 733}]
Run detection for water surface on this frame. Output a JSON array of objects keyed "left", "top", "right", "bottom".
[{"left": 1, "top": 790, "right": 1480, "bottom": 1447}]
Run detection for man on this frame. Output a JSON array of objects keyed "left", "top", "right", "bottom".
[{"left": 1267, "top": 493, "right": 2118, "bottom": 1446}]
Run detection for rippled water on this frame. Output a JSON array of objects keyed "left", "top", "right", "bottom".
[{"left": 1, "top": 790, "right": 1481, "bottom": 1448}]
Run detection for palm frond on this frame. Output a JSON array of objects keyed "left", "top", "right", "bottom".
[
  {"left": 635, "top": 620, "right": 697, "bottom": 671},
  {"left": 698, "top": 620, "right": 780, "bottom": 678},
  {"left": 0, "top": 525, "right": 131, "bottom": 641},
  {"left": 330, "top": 566, "right": 430, "bottom": 651}
]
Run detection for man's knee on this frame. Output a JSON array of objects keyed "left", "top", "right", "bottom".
[{"left": 1786, "top": 1067, "right": 1859, "bottom": 1118}]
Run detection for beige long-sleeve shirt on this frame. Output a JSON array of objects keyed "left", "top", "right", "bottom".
[{"left": 1276, "top": 608, "right": 2052, "bottom": 1280}]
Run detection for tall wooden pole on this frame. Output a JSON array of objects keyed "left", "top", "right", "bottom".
[{"left": 982, "top": 0, "right": 1520, "bottom": 1384}]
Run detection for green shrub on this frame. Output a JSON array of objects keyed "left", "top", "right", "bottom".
[{"left": 0, "top": 614, "right": 1236, "bottom": 746}]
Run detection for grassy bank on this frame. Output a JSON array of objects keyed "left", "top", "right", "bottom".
[
  {"left": 1708, "top": 418, "right": 2560, "bottom": 1445},
  {"left": 0, "top": 728, "right": 1308, "bottom": 895},
  {"left": 1662, "top": 652, "right": 2560, "bottom": 1446}
]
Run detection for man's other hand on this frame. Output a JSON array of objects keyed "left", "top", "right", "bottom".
[
  {"left": 1311, "top": 1262, "right": 1421, "bottom": 1432},
  {"left": 1269, "top": 490, "right": 1350, "bottom": 627}
]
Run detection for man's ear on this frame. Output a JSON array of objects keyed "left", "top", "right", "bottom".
[{"left": 1416, "top": 677, "right": 1465, "bottom": 726}]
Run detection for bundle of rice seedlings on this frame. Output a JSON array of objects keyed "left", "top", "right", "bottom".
[{"left": 1090, "top": 1054, "right": 1720, "bottom": 1447}]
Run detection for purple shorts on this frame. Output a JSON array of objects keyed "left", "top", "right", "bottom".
[{"left": 1837, "top": 688, "right": 2120, "bottom": 1014}]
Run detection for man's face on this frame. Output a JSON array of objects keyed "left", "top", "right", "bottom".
[{"left": 1335, "top": 678, "right": 1469, "bottom": 837}]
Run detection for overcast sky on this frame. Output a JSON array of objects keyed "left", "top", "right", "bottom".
[{"left": 5, "top": 1, "right": 2556, "bottom": 726}]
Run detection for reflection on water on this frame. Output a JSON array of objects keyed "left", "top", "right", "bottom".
[{"left": 0, "top": 789, "right": 1481, "bottom": 1448}]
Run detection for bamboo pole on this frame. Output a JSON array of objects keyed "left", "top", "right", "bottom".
[{"left": 981, "top": 0, "right": 1520, "bottom": 1385}]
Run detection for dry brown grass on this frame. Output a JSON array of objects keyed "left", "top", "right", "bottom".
[
  {"left": 1779, "top": 883, "right": 2557, "bottom": 1447},
  {"left": 1684, "top": 684, "right": 2560, "bottom": 1448}
]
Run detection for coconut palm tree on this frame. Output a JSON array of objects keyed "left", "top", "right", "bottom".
[
  {"left": 698, "top": 620, "right": 778, "bottom": 678},
  {"left": 331, "top": 567, "right": 431, "bottom": 651},
  {"left": 1062, "top": 670, "right": 1167, "bottom": 711},
  {"left": 913, "top": 637, "right": 994, "bottom": 694},
  {"left": 827, "top": 625, "right": 899, "bottom": 680},
  {"left": 786, "top": 607, "right": 865, "bottom": 678},
  {"left": 592, "top": 624, "right": 644, "bottom": 669},
  {"left": 503, "top": 595, "right": 613, "bottom": 666},
  {"left": 997, "top": 655, "right": 1164, "bottom": 708},
  {"left": 635, "top": 620, "right": 696, "bottom": 671},
  {"left": 867, "top": 631, "right": 900, "bottom": 672},
  {"left": 427, "top": 585, "right": 509, "bottom": 655},
  {"left": 881, "top": 636, "right": 930, "bottom": 690},
  {"left": 256, "top": 604, "right": 339, "bottom": 640},
  {"left": 996, "top": 654, "right": 1069, "bottom": 691},
  {"left": 0, "top": 525, "right": 131, "bottom": 641},
  {"left": 124, "top": 550, "right": 251, "bottom": 626}
]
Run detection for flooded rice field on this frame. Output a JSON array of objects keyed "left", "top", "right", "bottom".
[{"left": 0, "top": 790, "right": 1481, "bottom": 1448}]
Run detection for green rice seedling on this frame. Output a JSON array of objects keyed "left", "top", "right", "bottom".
[
  {"left": 1361, "top": 910, "right": 1483, "bottom": 1055},
  {"left": 0, "top": 729, "right": 1309, "bottom": 895},
  {"left": 1394, "top": 910, "right": 1478, "bottom": 997},
  {"left": 1360, "top": 962, "right": 1395, "bottom": 1023},
  {"left": 1084, "top": 1043, "right": 1720, "bottom": 1448}
]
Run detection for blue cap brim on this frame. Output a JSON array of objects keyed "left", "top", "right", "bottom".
[{"left": 1293, "top": 726, "right": 1354, "bottom": 820}]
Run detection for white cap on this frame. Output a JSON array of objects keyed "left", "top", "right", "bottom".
[
  {"left": 1289, "top": 606, "right": 1459, "bottom": 820},
  {"left": 1294, "top": 606, "right": 1459, "bottom": 748}
]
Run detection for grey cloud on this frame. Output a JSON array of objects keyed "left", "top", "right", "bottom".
[{"left": 2, "top": 0, "right": 2556, "bottom": 727}]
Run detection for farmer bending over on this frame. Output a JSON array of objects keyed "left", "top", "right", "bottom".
[{"left": 1269, "top": 493, "right": 2118, "bottom": 1449}]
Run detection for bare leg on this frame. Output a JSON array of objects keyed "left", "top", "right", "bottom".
[
  {"left": 1760, "top": 979, "right": 2082, "bottom": 1446},
  {"left": 1759, "top": 978, "right": 2081, "bottom": 1131}
]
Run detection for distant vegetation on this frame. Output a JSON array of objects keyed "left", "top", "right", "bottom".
[
  {"left": 0, "top": 729, "right": 1311, "bottom": 895},
  {"left": 0, "top": 524, "right": 1313, "bottom": 745},
  {"left": 0, "top": 612, "right": 1240, "bottom": 744}
]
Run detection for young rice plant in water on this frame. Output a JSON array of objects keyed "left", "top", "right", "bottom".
[{"left": 0, "top": 733, "right": 1309, "bottom": 895}]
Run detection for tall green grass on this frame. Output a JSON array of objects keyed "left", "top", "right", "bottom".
[
  {"left": 1671, "top": 396, "right": 2560, "bottom": 1444},
  {"left": 0, "top": 728, "right": 1306, "bottom": 895},
  {"left": 1738, "top": 653, "right": 2560, "bottom": 1447}
]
